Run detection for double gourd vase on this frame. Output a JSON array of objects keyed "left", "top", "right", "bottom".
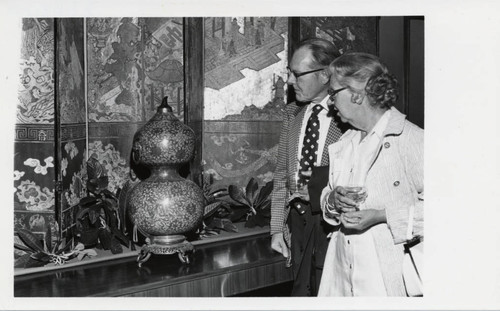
[{"left": 128, "top": 97, "right": 204, "bottom": 265}]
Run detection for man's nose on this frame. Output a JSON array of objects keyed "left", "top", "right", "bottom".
[{"left": 286, "top": 74, "right": 296, "bottom": 85}]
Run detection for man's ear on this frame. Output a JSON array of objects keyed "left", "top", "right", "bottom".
[
  {"left": 320, "top": 70, "right": 330, "bottom": 85},
  {"left": 351, "top": 92, "right": 365, "bottom": 105}
]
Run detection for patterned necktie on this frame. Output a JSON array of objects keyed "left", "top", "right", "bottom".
[{"left": 298, "top": 104, "right": 322, "bottom": 186}]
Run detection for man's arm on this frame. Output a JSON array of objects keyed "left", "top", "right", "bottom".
[
  {"left": 270, "top": 105, "right": 292, "bottom": 236},
  {"left": 270, "top": 105, "right": 296, "bottom": 257}
]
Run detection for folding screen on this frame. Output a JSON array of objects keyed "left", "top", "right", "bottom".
[{"left": 14, "top": 17, "right": 185, "bottom": 243}]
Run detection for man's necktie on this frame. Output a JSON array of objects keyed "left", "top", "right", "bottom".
[{"left": 298, "top": 104, "right": 322, "bottom": 186}]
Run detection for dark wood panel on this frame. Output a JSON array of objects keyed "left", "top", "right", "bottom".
[
  {"left": 405, "top": 17, "right": 425, "bottom": 129},
  {"left": 14, "top": 234, "right": 292, "bottom": 297},
  {"left": 183, "top": 17, "right": 204, "bottom": 185},
  {"left": 287, "top": 17, "right": 301, "bottom": 104},
  {"left": 124, "top": 260, "right": 291, "bottom": 297},
  {"left": 378, "top": 17, "right": 406, "bottom": 114}
]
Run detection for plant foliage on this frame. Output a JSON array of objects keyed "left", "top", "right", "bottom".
[
  {"left": 14, "top": 227, "right": 97, "bottom": 268},
  {"left": 199, "top": 180, "right": 237, "bottom": 238},
  {"left": 74, "top": 155, "right": 131, "bottom": 254},
  {"left": 227, "top": 178, "right": 273, "bottom": 228}
]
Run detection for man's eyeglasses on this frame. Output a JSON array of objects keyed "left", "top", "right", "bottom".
[
  {"left": 286, "top": 67, "right": 326, "bottom": 79},
  {"left": 328, "top": 87, "right": 347, "bottom": 102}
]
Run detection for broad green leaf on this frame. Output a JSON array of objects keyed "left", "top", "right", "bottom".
[
  {"left": 86, "top": 156, "right": 103, "bottom": 180},
  {"left": 254, "top": 181, "right": 273, "bottom": 208},
  {"left": 14, "top": 243, "right": 33, "bottom": 253},
  {"left": 58, "top": 238, "right": 75, "bottom": 254},
  {"left": 245, "top": 178, "right": 259, "bottom": 206},
  {"left": 221, "top": 219, "right": 238, "bottom": 232},
  {"left": 74, "top": 242, "right": 85, "bottom": 251},
  {"left": 80, "top": 196, "right": 99, "bottom": 207},
  {"left": 210, "top": 188, "right": 228, "bottom": 198},
  {"left": 204, "top": 201, "right": 223, "bottom": 217},
  {"left": 228, "top": 185, "right": 249, "bottom": 206},
  {"left": 110, "top": 227, "right": 130, "bottom": 246},
  {"left": 101, "top": 189, "right": 117, "bottom": 201},
  {"left": 44, "top": 226, "right": 51, "bottom": 252},
  {"left": 77, "top": 252, "right": 85, "bottom": 261},
  {"left": 258, "top": 200, "right": 272, "bottom": 212},
  {"left": 76, "top": 207, "right": 90, "bottom": 220},
  {"left": 208, "top": 217, "right": 224, "bottom": 230},
  {"left": 229, "top": 207, "right": 248, "bottom": 222},
  {"left": 17, "top": 229, "right": 44, "bottom": 252},
  {"left": 14, "top": 253, "right": 32, "bottom": 268},
  {"left": 52, "top": 240, "right": 62, "bottom": 253},
  {"left": 24, "top": 256, "right": 48, "bottom": 268},
  {"left": 30, "top": 252, "right": 51, "bottom": 262},
  {"left": 83, "top": 249, "right": 97, "bottom": 257},
  {"left": 199, "top": 229, "right": 220, "bottom": 238},
  {"left": 89, "top": 209, "right": 98, "bottom": 224}
]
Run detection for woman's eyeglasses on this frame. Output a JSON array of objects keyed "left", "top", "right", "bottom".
[
  {"left": 328, "top": 87, "right": 347, "bottom": 102},
  {"left": 286, "top": 67, "right": 326, "bottom": 79}
]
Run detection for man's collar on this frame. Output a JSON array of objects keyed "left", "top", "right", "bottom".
[{"left": 306, "top": 94, "right": 329, "bottom": 113}]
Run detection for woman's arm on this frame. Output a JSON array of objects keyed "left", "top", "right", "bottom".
[
  {"left": 341, "top": 209, "right": 387, "bottom": 230},
  {"left": 321, "top": 184, "right": 341, "bottom": 226},
  {"left": 385, "top": 123, "right": 424, "bottom": 243}
]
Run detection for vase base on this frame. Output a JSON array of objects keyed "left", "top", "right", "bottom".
[
  {"left": 150, "top": 234, "right": 186, "bottom": 245},
  {"left": 136, "top": 239, "right": 194, "bottom": 267}
]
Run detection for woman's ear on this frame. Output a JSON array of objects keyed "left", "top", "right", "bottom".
[{"left": 351, "top": 92, "right": 365, "bottom": 105}]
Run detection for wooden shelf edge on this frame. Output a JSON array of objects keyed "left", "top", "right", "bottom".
[{"left": 14, "top": 224, "right": 270, "bottom": 277}]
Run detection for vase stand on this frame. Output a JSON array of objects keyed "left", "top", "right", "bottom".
[{"left": 136, "top": 236, "right": 194, "bottom": 267}]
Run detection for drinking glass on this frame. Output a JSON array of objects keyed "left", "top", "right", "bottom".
[{"left": 344, "top": 185, "right": 368, "bottom": 204}]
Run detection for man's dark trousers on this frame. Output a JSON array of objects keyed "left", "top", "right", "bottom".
[{"left": 289, "top": 166, "right": 331, "bottom": 296}]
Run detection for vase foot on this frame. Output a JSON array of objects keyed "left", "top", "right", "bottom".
[{"left": 136, "top": 240, "right": 194, "bottom": 267}]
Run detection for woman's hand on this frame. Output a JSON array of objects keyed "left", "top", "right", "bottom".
[
  {"left": 340, "top": 209, "right": 387, "bottom": 232},
  {"left": 326, "top": 186, "right": 359, "bottom": 213}
]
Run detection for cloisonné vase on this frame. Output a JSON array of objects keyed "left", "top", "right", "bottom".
[{"left": 128, "top": 96, "right": 204, "bottom": 266}]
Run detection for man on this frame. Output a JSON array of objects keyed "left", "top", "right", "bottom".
[{"left": 270, "top": 38, "right": 344, "bottom": 296}]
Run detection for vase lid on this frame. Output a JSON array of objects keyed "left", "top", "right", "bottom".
[{"left": 151, "top": 96, "right": 179, "bottom": 122}]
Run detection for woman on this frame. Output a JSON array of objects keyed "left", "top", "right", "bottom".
[{"left": 318, "top": 52, "right": 423, "bottom": 296}]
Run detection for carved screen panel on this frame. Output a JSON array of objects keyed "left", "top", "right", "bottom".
[
  {"left": 86, "top": 17, "right": 184, "bottom": 194},
  {"left": 14, "top": 18, "right": 57, "bottom": 241},
  {"left": 57, "top": 18, "right": 87, "bottom": 240},
  {"left": 203, "top": 17, "right": 288, "bottom": 189},
  {"left": 300, "top": 17, "right": 378, "bottom": 55}
]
